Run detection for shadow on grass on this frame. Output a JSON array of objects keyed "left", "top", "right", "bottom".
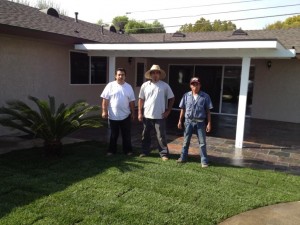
[{"left": 0, "top": 141, "right": 156, "bottom": 218}]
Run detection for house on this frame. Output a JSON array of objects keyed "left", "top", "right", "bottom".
[{"left": 1, "top": 0, "right": 299, "bottom": 148}]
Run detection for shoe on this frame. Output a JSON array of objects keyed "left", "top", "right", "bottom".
[
  {"left": 126, "top": 152, "right": 133, "bottom": 156},
  {"left": 106, "top": 152, "right": 113, "bottom": 156},
  {"left": 177, "top": 158, "right": 186, "bottom": 163},
  {"left": 139, "top": 153, "right": 147, "bottom": 157},
  {"left": 162, "top": 156, "right": 169, "bottom": 161},
  {"left": 201, "top": 163, "right": 209, "bottom": 168}
]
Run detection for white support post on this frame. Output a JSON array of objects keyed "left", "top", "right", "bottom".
[
  {"left": 108, "top": 56, "right": 116, "bottom": 82},
  {"left": 235, "top": 57, "right": 251, "bottom": 149}
]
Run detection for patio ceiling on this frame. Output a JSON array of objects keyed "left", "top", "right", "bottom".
[{"left": 75, "top": 40, "right": 296, "bottom": 58}]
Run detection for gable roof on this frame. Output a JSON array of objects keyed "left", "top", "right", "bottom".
[{"left": 0, "top": 0, "right": 135, "bottom": 44}]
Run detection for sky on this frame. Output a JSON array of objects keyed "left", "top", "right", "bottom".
[{"left": 25, "top": 0, "right": 300, "bottom": 32}]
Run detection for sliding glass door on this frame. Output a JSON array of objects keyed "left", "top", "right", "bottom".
[
  {"left": 169, "top": 64, "right": 254, "bottom": 116},
  {"left": 221, "top": 66, "right": 254, "bottom": 115}
]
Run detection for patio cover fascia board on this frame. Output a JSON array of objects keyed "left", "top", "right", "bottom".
[{"left": 75, "top": 40, "right": 296, "bottom": 58}]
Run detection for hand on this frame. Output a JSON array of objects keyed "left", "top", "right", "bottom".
[
  {"left": 162, "top": 110, "right": 171, "bottom": 119},
  {"left": 178, "top": 121, "right": 183, "bottom": 129},
  {"left": 102, "top": 111, "right": 108, "bottom": 119},
  {"left": 206, "top": 123, "right": 211, "bottom": 132},
  {"left": 138, "top": 113, "right": 143, "bottom": 122}
]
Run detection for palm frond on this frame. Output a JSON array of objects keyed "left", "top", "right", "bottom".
[{"left": 0, "top": 96, "right": 103, "bottom": 142}]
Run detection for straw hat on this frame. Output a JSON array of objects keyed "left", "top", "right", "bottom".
[{"left": 144, "top": 65, "right": 166, "bottom": 79}]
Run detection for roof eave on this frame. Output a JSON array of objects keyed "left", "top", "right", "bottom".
[{"left": 74, "top": 40, "right": 296, "bottom": 59}]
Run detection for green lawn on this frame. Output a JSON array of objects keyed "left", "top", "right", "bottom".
[{"left": 0, "top": 141, "right": 300, "bottom": 225}]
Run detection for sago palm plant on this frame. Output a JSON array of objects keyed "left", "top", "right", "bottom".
[{"left": 0, "top": 96, "right": 102, "bottom": 156}]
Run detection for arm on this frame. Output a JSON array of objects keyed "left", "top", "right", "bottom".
[
  {"left": 177, "top": 108, "right": 185, "bottom": 129},
  {"left": 129, "top": 101, "right": 135, "bottom": 121},
  {"left": 138, "top": 98, "right": 144, "bottom": 122},
  {"left": 206, "top": 109, "right": 211, "bottom": 132},
  {"left": 101, "top": 98, "right": 109, "bottom": 119},
  {"left": 162, "top": 97, "right": 175, "bottom": 118}
]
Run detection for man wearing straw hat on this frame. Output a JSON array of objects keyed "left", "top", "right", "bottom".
[{"left": 138, "top": 64, "right": 175, "bottom": 161}]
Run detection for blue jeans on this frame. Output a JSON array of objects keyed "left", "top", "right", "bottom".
[
  {"left": 180, "top": 120, "right": 208, "bottom": 164},
  {"left": 141, "top": 118, "right": 169, "bottom": 157}
]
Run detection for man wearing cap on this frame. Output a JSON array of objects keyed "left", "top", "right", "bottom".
[
  {"left": 177, "top": 77, "right": 213, "bottom": 167},
  {"left": 138, "top": 64, "right": 175, "bottom": 161}
]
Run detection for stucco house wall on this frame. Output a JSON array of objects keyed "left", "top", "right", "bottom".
[
  {"left": 252, "top": 59, "right": 300, "bottom": 123},
  {"left": 0, "top": 34, "right": 104, "bottom": 105},
  {"left": 0, "top": 34, "right": 106, "bottom": 135}
]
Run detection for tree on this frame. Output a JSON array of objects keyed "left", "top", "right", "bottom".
[
  {"left": 112, "top": 16, "right": 129, "bottom": 32},
  {"left": 0, "top": 96, "right": 102, "bottom": 157},
  {"left": 265, "top": 15, "right": 300, "bottom": 30},
  {"left": 179, "top": 17, "right": 236, "bottom": 32},
  {"left": 96, "top": 19, "right": 109, "bottom": 27},
  {"left": 125, "top": 20, "right": 165, "bottom": 34},
  {"left": 212, "top": 20, "right": 236, "bottom": 32},
  {"left": 151, "top": 20, "right": 166, "bottom": 33},
  {"left": 110, "top": 15, "right": 166, "bottom": 34}
]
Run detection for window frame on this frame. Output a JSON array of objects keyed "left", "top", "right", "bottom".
[{"left": 69, "top": 51, "right": 108, "bottom": 85}]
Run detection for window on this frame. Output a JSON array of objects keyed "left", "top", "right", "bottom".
[
  {"left": 91, "top": 57, "right": 107, "bottom": 84},
  {"left": 70, "top": 52, "right": 107, "bottom": 84}
]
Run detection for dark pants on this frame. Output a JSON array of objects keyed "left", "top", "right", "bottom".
[
  {"left": 141, "top": 118, "right": 169, "bottom": 157},
  {"left": 108, "top": 116, "right": 132, "bottom": 154}
]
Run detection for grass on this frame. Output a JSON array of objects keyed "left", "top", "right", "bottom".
[{"left": 0, "top": 141, "right": 300, "bottom": 225}]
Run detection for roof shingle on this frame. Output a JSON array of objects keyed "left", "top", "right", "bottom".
[
  {"left": 1, "top": 0, "right": 300, "bottom": 53},
  {"left": 0, "top": 0, "right": 135, "bottom": 43}
]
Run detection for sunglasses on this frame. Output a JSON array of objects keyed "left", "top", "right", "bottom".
[{"left": 190, "top": 82, "right": 200, "bottom": 86}]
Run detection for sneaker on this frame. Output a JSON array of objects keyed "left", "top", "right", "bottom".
[
  {"left": 139, "top": 153, "right": 147, "bottom": 157},
  {"left": 126, "top": 152, "right": 133, "bottom": 156},
  {"left": 162, "top": 156, "right": 169, "bottom": 161},
  {"left": 106, "top": 152, "right": 113, "bottom": 156},
  {"left": 177, "top": 158, "right": 186, "bottom": 163},
  {"left": 201, "top": 163, "right": 209, "bottom": 168}
]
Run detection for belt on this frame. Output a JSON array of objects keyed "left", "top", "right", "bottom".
[{"left": 190, "top": 118, "right": 204, "bottom": 122}]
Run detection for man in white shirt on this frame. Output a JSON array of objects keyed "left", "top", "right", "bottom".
[
  {"left": 138, "top": 65, "right": 175, "bottom": 161},
  {"left": 101, "top": 68, "right": 136, "bottom": 156}
]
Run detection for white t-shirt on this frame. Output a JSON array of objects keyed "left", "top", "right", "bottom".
[
  {"left": 139, "top": 80, "right": 174, "bottom": 119},
  {"left": 100, "top": 81, "right": 136, "bottom": 120}
]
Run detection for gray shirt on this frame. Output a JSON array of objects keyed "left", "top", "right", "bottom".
[{"left": 139, "top": 80, "right": 174, "bottom": 119}]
